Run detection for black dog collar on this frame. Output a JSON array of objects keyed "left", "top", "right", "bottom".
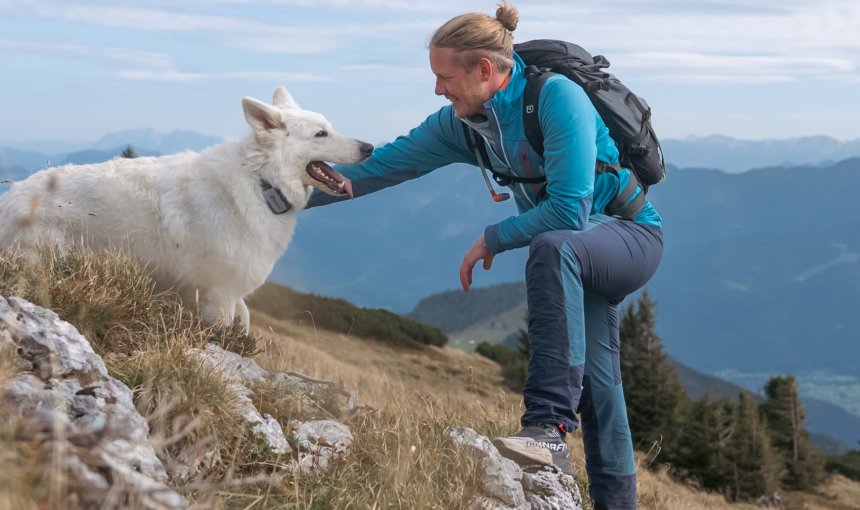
[{"left": 260, "top": 179, "right": 292, "bottom": 214}]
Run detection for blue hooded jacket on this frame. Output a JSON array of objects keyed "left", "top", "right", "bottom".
[{"left": 308, "top": 53, "right": 661, "bottom": 254}]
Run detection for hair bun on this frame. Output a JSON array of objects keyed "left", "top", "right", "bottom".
[{"left": 495, "top": 3, "right": 519, "bottom": 32}]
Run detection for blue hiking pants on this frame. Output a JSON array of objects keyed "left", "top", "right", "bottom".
[{"left": 521, "top": 215, "right": 663, "bottom": 510}]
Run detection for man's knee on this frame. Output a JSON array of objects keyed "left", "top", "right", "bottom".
[
  {"left": 528, "top": 231, "right": 587, "bottom": 277},
  {"left": 528, "top": 231, "right": 568, "bottom": 261}
]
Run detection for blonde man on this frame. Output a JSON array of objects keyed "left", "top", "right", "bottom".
[{"left": 309, "top": 4, "right": 662, "bottom": 508}]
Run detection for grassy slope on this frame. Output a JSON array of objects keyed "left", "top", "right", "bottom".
[
  {"left": 447, "top": 300, "right": 527, "bottom": 351},
  {"left": 246, "top": 303, "right": 860, "bottom": 510},
  {"left": 1, "top": 247, "right": 857, "bottom": 509}
]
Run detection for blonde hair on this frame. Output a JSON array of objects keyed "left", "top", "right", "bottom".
[{"left": 429, "top": 2, "right": 519, "bottom": 72}]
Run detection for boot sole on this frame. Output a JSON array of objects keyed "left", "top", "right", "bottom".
[
  {"left": 492, "top": 437, "right": 553, "bottom": 466},
  {"left": 492, "top": 438, "right": 576, "bottom": 477}
]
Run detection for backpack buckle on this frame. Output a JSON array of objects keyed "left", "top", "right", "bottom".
[
  {"left": 524, "top": 65, "right": 542, "bottom": 79},
  {"left": 493, "top": 172, "right": 512, "bottom": 186},
  {"left": 629, "top": 144, "right": 650, "bottom": 156}
]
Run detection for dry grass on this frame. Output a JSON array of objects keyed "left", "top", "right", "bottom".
[
  {"left": 2, "top": 247, "right": 860, "bottom": 509},
  {"left": 0, "top": 342, "right": 40, "bottom": 510},
  {"left": 780, "top": 474, "right": 860, "bottom": 509},
  {"left": 635, "top": 464, "right": 759, "bottom": 510},
  {"left": 0, "top": 248, "right": 281, "bottom": 508},
  {"left": 235, "top": 311, "right": 519, "bottom": 508}
]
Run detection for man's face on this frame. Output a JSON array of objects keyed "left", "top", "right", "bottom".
[{"left": 430, "top": 46, "right": 489, "bottom": 118}]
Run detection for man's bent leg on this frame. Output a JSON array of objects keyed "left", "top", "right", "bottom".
[{"left": 521, "top": 230, "right": 586, "bottom": 433}]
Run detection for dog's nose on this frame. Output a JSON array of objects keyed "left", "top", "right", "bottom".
[{"left": 360, "top": 142, "right": 374, "bottom": 158}]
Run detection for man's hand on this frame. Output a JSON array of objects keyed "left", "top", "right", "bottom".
[{"left": 460, "top": 233, "right": 494, "bottom": 292}]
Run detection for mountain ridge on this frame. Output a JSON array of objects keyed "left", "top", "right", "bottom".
[
  {"left": 0, "top": 128, "right": 222, "bottom": 173},
  {"left": 3, "top": 130, "right": 859, "bottom": 175}
]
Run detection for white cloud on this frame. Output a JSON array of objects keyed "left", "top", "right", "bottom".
[
  {"left": 224, "top": 21, "right": 432, "bottom": 54},
  {"left": 2, "top": 2, "right": 264, "bottom": 31},
  {"left": 144, "top": 0, "right": 476, "bottom": 12},
  {"left": 611, "top": 51, "right": 855, "bottom": 84},
  {"left": 516, "top": 0, "right": 860, "bottom": 85},
  {"left": 0, "top": 38, "right": 176, "bottom": 70},
  {"left": 117, "top": 70, "right": 332, "bottom": 82},
  {"left": 1, "top": 0, "right": 859, "bottom": 140}
]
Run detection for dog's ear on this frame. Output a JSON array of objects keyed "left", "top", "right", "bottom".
[
  {"left": 242, "top": 97, "right": 286, "bottom": 132},
  {"left": 272, "top": 86, "right": 300, "bottom": 110}
]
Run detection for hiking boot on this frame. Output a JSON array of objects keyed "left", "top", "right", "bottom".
[{"left": 492, "top": 424, "right": 574, "bottom": 476}]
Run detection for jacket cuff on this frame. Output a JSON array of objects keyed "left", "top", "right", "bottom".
[{"left": 484, "top": 224, "right": 502, "bottom": 255}]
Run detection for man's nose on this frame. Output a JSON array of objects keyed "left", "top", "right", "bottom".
[{"left": 434, "top": 80, "right": 445, "bottom": 96}]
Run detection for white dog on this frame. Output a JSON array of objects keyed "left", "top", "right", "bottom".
[{"left": 0, "top": 86, "right": 371, "bottom": 332}]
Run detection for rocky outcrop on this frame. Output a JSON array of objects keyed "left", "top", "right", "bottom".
[
  {"left": 185, "top": 343, "right": 355, "bottom": 475},
  {"left": 1, "top": 295, "right": 187, "bottom": 509},
  {"left": 188, "top": 343, "right": 292, "bottom": 456},
  {"left": 2, "top": 295, "right": 583, "bottom": 509}
]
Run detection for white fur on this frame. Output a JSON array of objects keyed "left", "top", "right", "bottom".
[{"left": 0, "top": 86, "right": 371, "bottom": 332}]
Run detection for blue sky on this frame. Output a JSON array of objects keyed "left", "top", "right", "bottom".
[{"left": 1, "top": 0, "right": 858, "bottom": 145}]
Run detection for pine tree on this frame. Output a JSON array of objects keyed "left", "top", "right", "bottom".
[
  {"left": 121, "top": 145, "right": 137, "bottom": 158},
  {"left": 619, "top": 289, "right": 686, "bottom": 455},
  {"left": 727, "top": 392, "right": 781, "bottom": 500},
  {"left": 762, "top": 375, "right": 827, "bottom": 490},
  {"left": 673, "top": 396, "right": 735, "bottom": 494}
]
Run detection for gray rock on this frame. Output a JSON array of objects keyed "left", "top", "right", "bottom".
[
  {"left": 186, "top": 345, "right": 292, "bottom": 456},
  {"left": 449, "top": 427, "right": 527, "bottom": 509},
  {"left": 522, "top": 468, "right": 583, "bottom": 510},
  {"left": 1, "top": 295, "right": 109, "bottom": 381},
  {"left": 188, "top": 343, "right": 269, "bottom": 382},
  {"left": 292, "top": 420, "right": 353, "bottom": 473},
  {"left": 1, "top": 295, "right": 186, "bottom": 509},
  {"left": 448, "top": 427, "right": 582, "bottom": 510}
]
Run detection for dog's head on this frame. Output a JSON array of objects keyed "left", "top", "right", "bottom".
[{"left": 242, "top": 86, "right": 373, "bottom": 202}]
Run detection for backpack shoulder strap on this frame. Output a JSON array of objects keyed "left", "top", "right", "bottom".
[
  {"left": 461, "top": 122, "right": 494, "bottom": 171},
  {"left": 522, "top": 66, "right": 554, "bottom": 157}
]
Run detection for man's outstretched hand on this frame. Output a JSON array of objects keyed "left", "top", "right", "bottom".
[{"left": 460, "top": 233, "right": 494, "bottom": 292}]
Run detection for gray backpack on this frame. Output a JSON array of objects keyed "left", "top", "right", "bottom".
[{"left": 464, "top": 39, "right": 665, "bottom": 218}]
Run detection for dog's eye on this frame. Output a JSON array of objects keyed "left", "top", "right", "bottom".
[{"left": 315, "top": 130, "right": 328, "bottom": 138}]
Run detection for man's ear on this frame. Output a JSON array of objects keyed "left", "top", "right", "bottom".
[{"left": 478, "top": 58, "right": 494, "bottom": 82}]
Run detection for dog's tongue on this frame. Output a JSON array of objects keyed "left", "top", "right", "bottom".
[{"left": 307, "top": 161, "right": 353, "bottom": 198}]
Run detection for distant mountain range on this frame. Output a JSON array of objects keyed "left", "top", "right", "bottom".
[
  {"left": 3, "top": 129, "right": 859, "bottom": 179},
  {"left": 0, "top": 128, "right": 222, "bottom": 178},
  {"left": 273, "top": 157, "right": 860, "bottom": 372},
  {"left": 661, "top": 135, "right": 860, "bottom": 173},
  {"left": 3, "top": 130, "right": 858, "bottom": 369}
]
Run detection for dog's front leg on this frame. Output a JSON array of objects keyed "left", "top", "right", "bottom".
[
  {"left": 236, "top": 299, "right": 250, "bottom": 335},
  {"left": 194, "top": 291, "right": 236, "bottom": 330}
]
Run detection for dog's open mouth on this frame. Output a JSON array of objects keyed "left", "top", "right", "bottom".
[{"left": 306, "top": 161, "right": 353, "bottom": 198}]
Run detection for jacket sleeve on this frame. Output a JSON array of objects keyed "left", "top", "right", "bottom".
[
  {"left": 306, "top": 106, "right": 476, "bottom": 208},
  {"left": 484, "top": 76, "right": 597, "bottom": 254}
]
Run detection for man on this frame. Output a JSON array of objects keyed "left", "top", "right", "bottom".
[{"left": 307, "top": 3, "right": 663, "bottom": 508}]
